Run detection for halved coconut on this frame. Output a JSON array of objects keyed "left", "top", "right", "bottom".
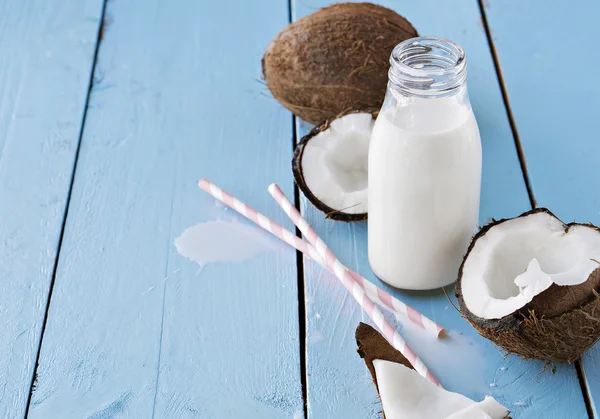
[
  {"left": 456, "top": 208, "right": 600, "bottom": 362},
  {"left": 292, "top": 111, "right": 375, "bottom": 221},
  {"left": 356, "top": 323, "right": 509, "bottom": 419}
]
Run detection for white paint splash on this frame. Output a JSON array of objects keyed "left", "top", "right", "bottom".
[
  {"left": 175, "top": 220, "right": 280, "bottom": 265},
  {"left": 394, "top": 313, "right": 489, "bottom": 396},
  {"left": 292, "top": 411, "right": 303, "bottom": 419}
]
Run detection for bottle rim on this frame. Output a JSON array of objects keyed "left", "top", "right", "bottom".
[{"left": 389, "top": 36, "right": 467, "bottom": 97}]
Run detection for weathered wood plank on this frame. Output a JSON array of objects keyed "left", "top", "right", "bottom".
[
  {"left": 28, "top": 0, "right": 303, "bottom": 417},
  {"left": 291, "top": 0, "right": 588, "bottom": 418},
  {"left": 484, "top": 1, "right": 600, "bottom": 415},
  {"left": 0, "top": 1, "right": 104, "bottom": 417}
]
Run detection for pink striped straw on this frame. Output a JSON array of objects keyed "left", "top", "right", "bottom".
[
  {"left": 268, "top": 183, "right": 440, "bottom": 386},
  {"left": 197, "top": 178, "right": 443, "bottom": 337},
  {"left": 349, "top": 271, "right": 443, "bottom": 337}
]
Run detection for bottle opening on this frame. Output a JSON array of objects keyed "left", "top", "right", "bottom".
[{"left": 389, "top": 37, "right": 467, "bottom": 97}]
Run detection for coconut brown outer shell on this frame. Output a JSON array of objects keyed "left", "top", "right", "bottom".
[
  {"left": 525, "top": 268, "right": 600, "bottom": 317},
  {"left": 466, "top": 281, "right": 600, "bottom": 363},
  {"left": 262, "top": 3, "right": 417, "bottom": 125},
  {"left": 456, "top": 208, "right": 600, "bottom": 363},
  {"left": 355, "top": 322, "right": 412, "bottom": 419}
]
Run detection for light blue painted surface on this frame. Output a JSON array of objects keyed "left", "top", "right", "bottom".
[
  {"left": 27, "top": 0, "right": 302, "bottom": 417},
  {"left": 0, "top": 0, "right": 595, "bottom": 418},
  {"left": 292, "top": 1, "right": 588, "bottom": 418},
  {"left": 484, "top": 1, "right": 600, "bottom": 415},
  {"left": 0, "top": 0, "right": 103, "bottom": 417}
]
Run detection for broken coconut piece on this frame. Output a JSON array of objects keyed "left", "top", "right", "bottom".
[
  {"left": 456, "top": 208, "right": 600, "bottom": 362},
  {"left": 293, "top": 111, "right": 374, "bottom": 221},
  {"left": 356, "top": 323, "right": 509, "bottom": 419}
]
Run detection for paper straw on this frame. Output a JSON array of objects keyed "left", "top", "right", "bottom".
[
  {"left": 349, "top": 271, "right": 443, "bottom": 337},
  {"left": 268, "top": 183, "right": 440, "bottom": 386},
  {"left": 197, "top": 178, "right": 443, "bottom": 337}
]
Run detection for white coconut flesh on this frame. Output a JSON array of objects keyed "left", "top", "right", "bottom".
[
  {"left": 461, "top": 211, "right": 600, "bottom": 320},
  {"left": 301, "top": 112, "right": 372, "bottom": 214},
  {"left": 374, "top": 360, "right": 508, "bottom": 419}
]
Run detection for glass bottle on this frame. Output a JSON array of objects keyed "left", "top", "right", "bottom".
[{"left": 368, "top": 37, "right": 482, "bottom": 290}]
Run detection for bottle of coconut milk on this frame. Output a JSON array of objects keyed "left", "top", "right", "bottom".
[{"left": 368, "top": 37, "right": 482, "bottom": 290}]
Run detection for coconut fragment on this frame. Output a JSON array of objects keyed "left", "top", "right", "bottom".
[
  {"left": 456, "top": 208, "right": 600, "bottom": 362},
  {"left": 374, "top": 361, "right": 507, "bottom": 419},
  {"left": 356, "top": 323, "right": 509, "bottom": 419},
  {"left": 293, "top": 112, "right": 373, "bottom": 221},
  {"left": 513, "top": 258, "right": 553, "bottom": 301}
]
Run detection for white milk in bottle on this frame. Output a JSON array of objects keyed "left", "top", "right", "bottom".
[{"left": 368, "top": 37, "right": 482, "bottom": 290}]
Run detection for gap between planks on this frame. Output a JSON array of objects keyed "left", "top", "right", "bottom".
[
  {"left": 478, "top": 1, "right": 593, "bottom": 418},
  {"left": 477, "top": 0, "right": 537, "bottom": 210},
  {"left": 286, "top": 0, "right": 309, "bottom": 416},
  {"left": 291, "top": 117, "right": 309, "bottom": 418},
  {"left": 23, "top": 0, "right": 110, "bottom": 416},
  {"left": 576, "top": 359, "right": 595, "bottom": 419}
]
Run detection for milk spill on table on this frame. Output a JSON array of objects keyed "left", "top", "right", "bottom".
[
  {"left": 393, "top": 312, "right": 490, "bottom": 396},
  {"left": 368, "top": 96, "right": 482, "bottom": 290},
  {"left": 175, "top": 219, "right": 281, "bottom": 265}
]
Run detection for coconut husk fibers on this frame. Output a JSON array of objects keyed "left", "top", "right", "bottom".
[
  {"left": 292, "top": 110, "right": 376, "bottom": 221},
  {"left": 262, "top": 2, "right": 417, "bottom": 125},
  {"left": 455, "top": 207, "right": 600, "bottom": 363}
]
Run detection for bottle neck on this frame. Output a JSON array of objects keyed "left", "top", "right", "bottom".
[{"left": 387, "top": 37, "right": 467, "bottom": 99}]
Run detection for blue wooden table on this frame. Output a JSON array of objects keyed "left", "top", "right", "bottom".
[{"left": 1, "top": 0, "right": 598, "bottom": 418}]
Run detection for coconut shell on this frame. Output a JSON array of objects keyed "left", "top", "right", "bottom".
[
  {"left": 356, "top": 323, "right": 511, "bottom": 419},
  {"left": 356, "top": 322, "right": 414, "bottom": 380},
  {"left": 292, "top": 110, "right": 375, "bottom": 221},
  {"left": 355, "top": 322, "right": 412, "bottom": 419},
  {"left": 455, "top": 207, "right": 600, "bottom": 363},
  {"left": 262, "top": 2, "right": 417, "bottom": 125}
]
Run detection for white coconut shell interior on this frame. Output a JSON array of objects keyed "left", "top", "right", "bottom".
[
  {"left": 374, "top": 360, "right": 508, "bottom": 419},
  {"left": 461, "top": 211, "right": 600, "bottom": 320},
  {"left": 300, "top": 112, "right": 372, "bottom": 214}
]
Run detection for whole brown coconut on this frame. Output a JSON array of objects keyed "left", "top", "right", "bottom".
[
  {"left": 455, "top": 208, "right": 600, "bottom": 363},
  {"left": 262, "top": 3, "right": 417, "bottom": 125}
]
